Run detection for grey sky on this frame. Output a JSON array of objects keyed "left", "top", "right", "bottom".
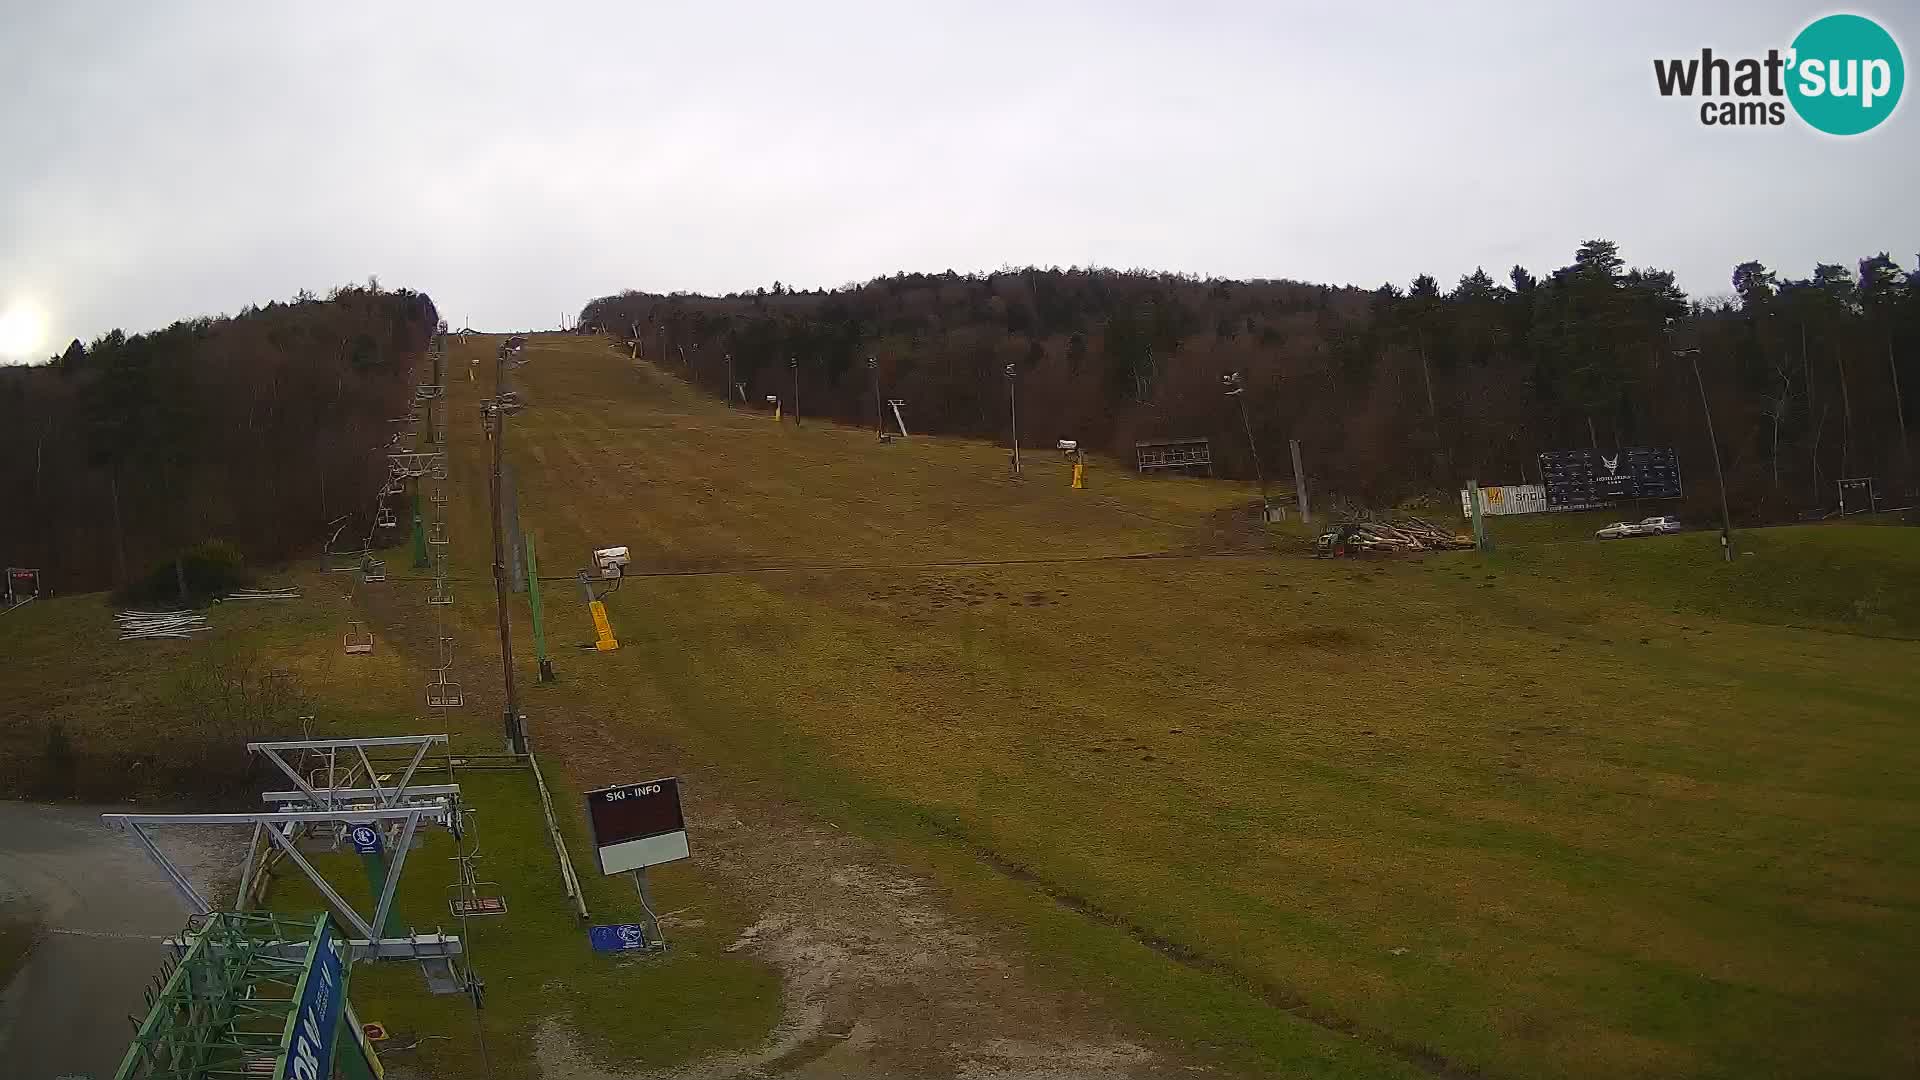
[{"left": 1, "top": 1, "right": 1914, "bottom": 361}]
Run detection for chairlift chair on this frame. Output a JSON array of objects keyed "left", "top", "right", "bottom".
[
  {"left": 361, "top": 556, "right": 387, "bottom": 583},
  {"left": 344, "top": 621, "right": 374, "bottom": 655},
  {"left": 446, "top": 842, "right": 506, "bottom": 917},
  {"left": 426, "top": 641, "right": 463, "bottom": 707},
  {"left": 428, "top": 521, "right": 449, "bottom": 546},
  {"left": 374, "top": 506, "right": 399, "bottom": 529},
  {"left": 430, "top": 484, "right": 448, "bottom": 505},
  {"left": 426, "top": 674, "right": 464, "bottom": 708},
  {"left": 429, "top": 577, "right": 453, "bottom": 605},
  {"left": 328, "top": 548, "right": 368, "bottom": 573}
]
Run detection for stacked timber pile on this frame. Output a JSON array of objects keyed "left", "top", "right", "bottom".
[
  {"left": 1313, "top": 517, "right": 1475, "bottom": 557},
  {"left": 117, "top": 609, "right": 211, "bottom": 640}
]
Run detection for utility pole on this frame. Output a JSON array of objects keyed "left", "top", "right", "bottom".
[
  {"left": 1678, "top": 347, "right": 1733, "bottom": 562},
  {"left": 1289, "top": 438, "right": 1311, "bottom": 523},
  {"left": 1005, "top": 363, "right": 1022, "bottom": 476},
  {"left": 486, "top": 339, "right": 528, "bottom": 753},
  {"left": 868, "top": 357, "right": 881, "bottom": 439},
  {"left": 1223, "top": 372, "right": 1272, "bottom": 523},
  {"left": 726, "top": 353, "right": 736, "bottom": 407},
  {"left": 790, "top": 357, "right": 801, "bottom": 427}
]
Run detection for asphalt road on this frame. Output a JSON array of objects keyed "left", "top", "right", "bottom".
[{"left": 0, "top": 802, "right": 226, "bottom": 1080}]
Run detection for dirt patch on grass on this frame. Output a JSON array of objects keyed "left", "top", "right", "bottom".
[
  {"left": 528, "top": 780, "right": 1197, "bottom": 1080},
  {"left": 1283, "top": 625, "right": 1369, "bottom": 653}
]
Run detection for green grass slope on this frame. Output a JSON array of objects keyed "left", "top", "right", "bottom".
[
  {"left": 486, "top": 332, "right": 1920, "bottom": 1080},
  {"left": 7, "top": 328, "right": 1916, "bottom": 1080}
]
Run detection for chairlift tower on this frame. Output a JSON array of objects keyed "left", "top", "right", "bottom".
[
  {"left": 106, "top": 736, "right": 481, "bottom": 1080},
  {"left": 113, "top": 911, "right": 381, "bottom": 1080},
  {"left": 485, "top": 345, "right": 529, "bottom": 755}
]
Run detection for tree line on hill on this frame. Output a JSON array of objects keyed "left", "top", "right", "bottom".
[
  {"left": 580, "top": 241, "right": 1918, "bottom": 520},
  {"left": 0, "top": 284, "right": 439, "bottom": 595}
]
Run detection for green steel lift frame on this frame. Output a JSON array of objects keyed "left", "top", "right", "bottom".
[{"left": 114, "top": 911, "right": 379, "bottom": 1080}]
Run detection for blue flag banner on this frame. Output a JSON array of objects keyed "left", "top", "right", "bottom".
[{"left": 278, "top": 921, "right": 346, "bottom": 1080}]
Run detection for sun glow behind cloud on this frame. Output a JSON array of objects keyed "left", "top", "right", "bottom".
[{"left": 0, "top": 299, "right": 49, "bottom": 362}]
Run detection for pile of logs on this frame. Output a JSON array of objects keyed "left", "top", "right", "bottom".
[
  {"left": 117, "top": 609, "right": 211, "bottom": 641},
  {"left": 1314, "top": 517, "right": 1475, "bottom": 556}
]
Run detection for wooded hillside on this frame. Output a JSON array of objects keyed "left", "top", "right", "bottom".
[
  {"left": 581, "top": 242, "right": 1918, "bottom": 519},
  {"left": 0, "top": 284, "right": 438, "bottom": 593}
]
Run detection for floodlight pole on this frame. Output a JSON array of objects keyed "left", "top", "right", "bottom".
[
  {"left": 487, "top": 345, "right": 528, "bottom": 753},
  {"left": 869, "top": 357, "right": 882, "bottom": 439},
  {"left": 1006, "top": 364, "right": 1022, "bottom": 477},
  {"left": 1678, "top": 347, "right": 1733, "bottom": 562},
  {"left": 1224, "top": 372, "right": 1272, "bottom": 523}
]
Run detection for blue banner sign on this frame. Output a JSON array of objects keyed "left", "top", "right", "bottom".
[
  {"left": 278, "top": 920, "right": 345, "bottom": 1080},
  {"left": 349, "top": 824, "right": 383, "bottom": 855},
  {"left": 589, "top": 923, "right": 652, "bottom": 953}
]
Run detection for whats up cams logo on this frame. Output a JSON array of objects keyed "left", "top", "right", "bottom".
[{"left": 1654, "top": 13, "right": 1904, "bottom": 134}]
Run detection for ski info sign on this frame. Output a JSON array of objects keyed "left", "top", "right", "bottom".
[{"left": 585, "top": 777, "right": 689, "bottom": 875}]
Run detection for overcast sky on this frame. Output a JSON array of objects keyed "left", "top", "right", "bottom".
[{"left": 0, "top": 1, "right": 1914, "bottom": 361}]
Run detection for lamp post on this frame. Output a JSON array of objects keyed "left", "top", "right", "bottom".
[
  {"left": 1006, "top": 363, "right": 1022, "bottom": 477},
  {"left": 868, "top": 357, "right": 882, "bottom": 439},
  {"left": 1223, "top": 371, "right": 1272, "bottom": 523},
  {"left": 1675, "top": 346, "right": 1733, "bottom": 562}
]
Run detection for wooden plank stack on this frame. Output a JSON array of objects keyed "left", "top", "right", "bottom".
[{"left": 1314, "top": 517, "right": 1475, "bottom": 556}]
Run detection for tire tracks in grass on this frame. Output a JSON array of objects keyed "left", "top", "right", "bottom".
[{"left": 949, "top": 834, "right": 1485, "bottom": 1080}]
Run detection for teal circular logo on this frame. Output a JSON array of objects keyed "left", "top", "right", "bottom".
[{"left": 1788, "top": 14, "right": 1904, "bottom": 135}]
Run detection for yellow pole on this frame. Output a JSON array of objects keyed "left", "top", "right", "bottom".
[
  {"left": 589, "top": 600, "right": 619, "bottom": 651},
  {"left": 1072, "top": 456, "right": 1085, "bottom": 489}
]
